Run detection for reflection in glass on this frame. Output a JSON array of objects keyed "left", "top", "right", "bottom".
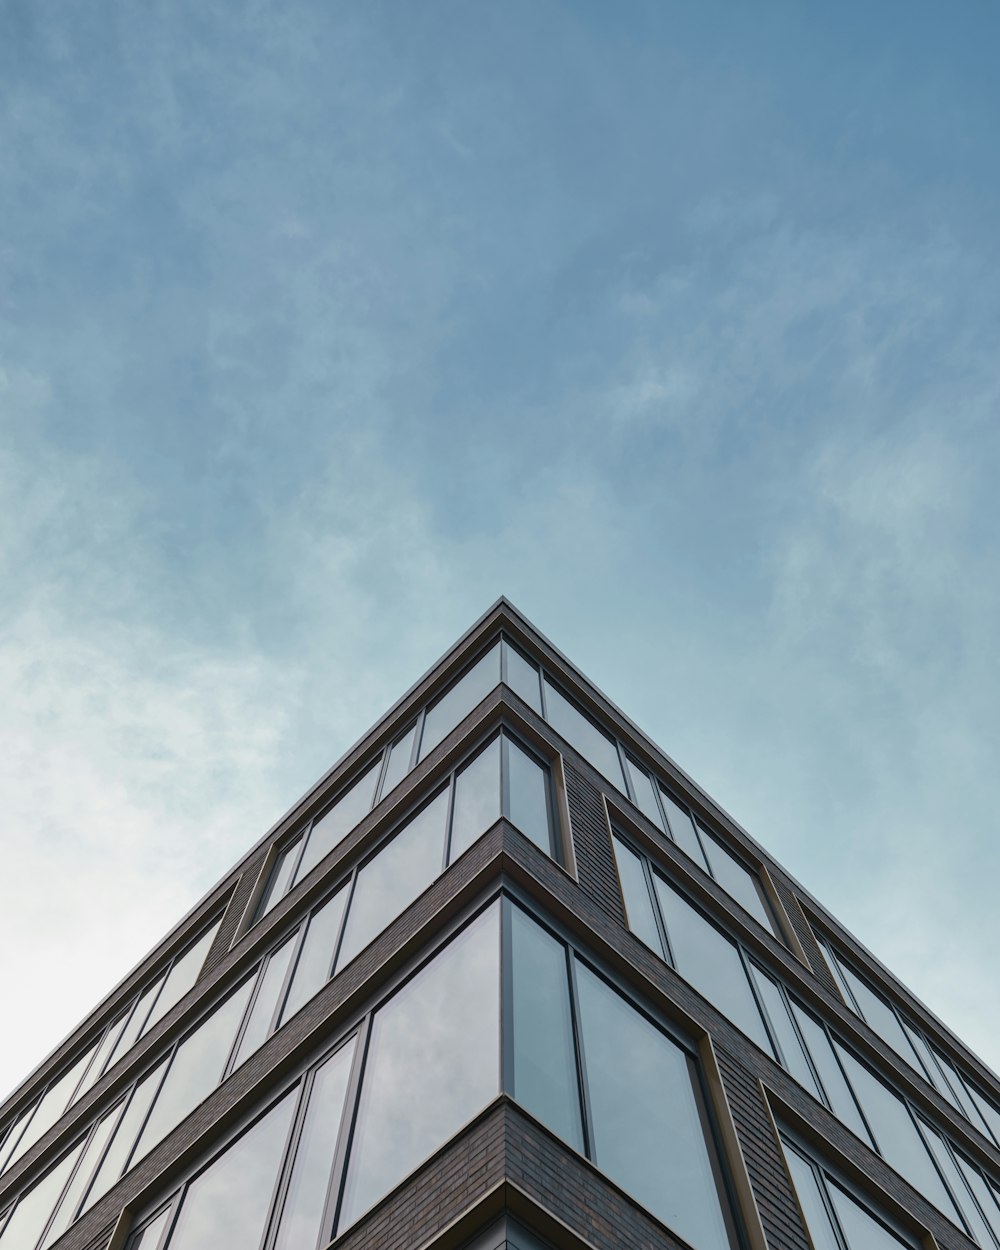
[
  {"left": 0, "top": 1106, "right": 35, "bottom": 1174},
  {"left": 574, "top": 961, "right": 732, "bottom": 1250},
  {"left": 783, "top": 1148, "right": 841, "bottom": 1250},
  {"left": 787, "top": 1006, "right": 873, "bottom": 1148},
  {"left": 837, "top": 962, "right": 918, "bottom": 1069},
  {"left": 336, "top": 790, "right": 450, "bottom": 971},
  {"left": 658, "top": 789, "right": 708, "bottom": 869},
  {"left": 828, "top": 1182, "right": 910, "bottom": 1249},
  {"left": 144, "top": 922, "right": 221, "bottom": 1034},
  {"left": 612, "top": 837, "right": 664, "bottom": 956},
  {"left": 85, "top": 1058, "right": 170, "bottom": 1208},
  {"left": 295, "top": 759, "right": 381, "bottom": 885},
  {"left": 339, "top": 903, "right": 500, "bottom": 1230},
  {"left": 108, "top": 980, "right": 164, "bottom": 1072},
  {"left": 280, "top": 887, "right": 348, "bottom": 1025},
  {"left": 921, "top": 1124, "right": 996, "bottom": 1249},
  {"left": 748, "top": 968, "right": 821, "bottom": 1100},
  {"left": 419, "top": 644, "right": 501, "bottom": 761},
  {"left": 379, "top": 724, "right": 417, "bottom": 799},
  {"left": 510, "top": 908, "right": 583, "bottom": 1151},
  {"left": 0, "top": 1140, "right": 84, "bottom": 1250},
  {"left": 505, "top": 739, "right": 551, "bottom": 854},
  {"left": 449, "top": 738, "right": 501, "bottom": 862},
  {"left": 128, "top": 1207, "right": 171, "bottom": 1250},
  {"left": 6, "top": 1047, "right": 95, "bottom": 1169},
  {"left": 624, "top": 758, "right": 664, "bottom": 831},
  {"left": 542, "top": 680, "right": 624, "bottom": 788},
  {"left": 255, "top": 837, "right": 302, "bottom": 922},
  {"left": 273, "top": 1039, "right": 356, "bottom": 1250},
  {"left": 41, "top": 1101, "right": 124, "bottom": 1248},
  {"left": 164, "top": 1090, "right": 296, "bottom": 1250},
  {"left": 231, "top": 934, "right": 298, "bottom": 1071},
  {"left": 503, "top": 642, "right": 542, "bottom": 713},
  {"left": 697, "top": 833, "right": 774, "bottom": 933}
]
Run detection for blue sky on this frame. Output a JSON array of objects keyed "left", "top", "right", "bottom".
[{"left": 2, "top": 0, "right": 1000, "bottom": 1096}]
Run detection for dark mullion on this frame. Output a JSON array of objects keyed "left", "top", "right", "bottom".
[
  {"left": 739, "top": 949, "right": 782, "bottom": 1064},
  {"left": 328, "top": 869, "right": 360, "bottom": 981},
  {"left": 259, "top": 1069, "right": 316, "bottom": 1250},
  {"left": 372, "top": 739, "right": 393, "bottom": 805},
  {"left": 825, "top": 1032, "right": 880, "bottom": 1159},
  {"left": 804, "top": 1154, "right": 852, "bottom": 1250},
  {"left": 150, "top": 1187, "right": 185, "bottom": 1250},
  {"left": 616, "top": 742, "right": 637, "bottom": 807},
  {"left": 500, "top": 897, "right": 515, "bottom": 1099},
  {"left": 537, "top": 665, "right": 550, "bottom": 721},
  {"left": 500, "top": 735, "right": 511, "bottom": 825},
  {"left": 641, "top": 856, "right": 674, "bottom": 966},
  {"left": 408, "top": 710, "right": 426, "bottom": 770},
  {"left": 564, "top": 951, "right": 595, "bottom": 1161},
  {"left": 285, "top": 825, "right": 312, "bottom": 895},
  {"left": 250, "top": 1086, "right": 305, "bottom": 1250},
  {"left": 326, "top": 1017, "right": 373, "bottom": 1241},
  {"left": 441, "top": 768, "right": 458, "bottom": 873}
]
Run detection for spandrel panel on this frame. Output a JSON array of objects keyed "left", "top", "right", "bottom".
[
  {"left": 510, "top": 907, "right": 583, "bottom": 1152},
  {"left": 624, "top": 758, "right": 664, "bottom": 831},
  {"left": 295, "top": 758, "right": 381, "bottom": 885},
  {"left": 419, "top": 643, "right": 501, "bottom": 760},
  {"left": 162, "top": 1090, "right": 297, "bottom": 1250},
  {"left": 828, "top": 1182, "right": 912, "bottom": 1249},
  {"left": 573, "top": 961, "right": 733, "bottom": 1250},
  {"left": 132, "top": 978, "right": 255, "bottom": 1164},
  {"left": 280, "top": 886, "right": 349, "bottom": 1025},
  {"left": 41, "top": 1101, "right": 124, "bottom": 1249},
  {"left": 84, "top": 1057, "right": 170, "bottom": 1208},
  {"left": 658, "top": 789, "right": 709, "bottom": 869},
  {"left": 0, "top": 1139, "right": 84, "bottom": 1250},
  {"left": 504, "top": 739, "right": 551, "bottom": 854},
  {"left": 611, "top": 837, "right": 664, "bottom": 956},
  {"left": 749, "top": 968, "right": 821, "bottom": 1100},
  {"left": 339, "top": 903, "right": 500, "bottom": 1231},
  {"left": 231, "top": 933, "right": 298, "bottom": 1071},
  {"left": 652, "top": 875, "right": 772, "bottom": 1055},
  {"left": 782, "top": 1149, "right": 841, "bottom": 1250},
  {"left": 448, "top": 737, "right": 501, "bottom": 862},
  {"left": 697, "top": 832, "right": 774, "bottom": 933},
  {"left": 788, "top": 1004, "right": 873, "bottom": 1147},
  {"left": 502, "top": 642, "right": 542, "bottom": 713},
  {"left": 336, "top": 788, "right": 450, "bottom": 971},
  {"left": 542, "top": 680, "right": 624, "bottom": 788},
  {"left": 144, "top": 921, "right": 221, "bottom": 1035},
  {"left": 272, "top": 1038, "right": 356, "bottom": 1250}
]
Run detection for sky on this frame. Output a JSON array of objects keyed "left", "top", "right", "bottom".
[{"left": 1, "top": 0, "right": 999, "bottom": 1099}]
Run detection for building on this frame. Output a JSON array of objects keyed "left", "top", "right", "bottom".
[{"left": 2, "top": 597, "right": 999, "bottom": 1250}]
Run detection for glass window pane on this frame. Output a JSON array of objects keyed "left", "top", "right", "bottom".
[
  {"left": 41, "top": 1101, "right": 125, "bottom": 1248},
  {"left": 449, "top": 738, "right": 501, "bottom": 862},
  {"left": 231, "top": 934, "right": 298, "bottom": 1071},
  {"left": 144, "top": 922, "right": 221, "bottom": 1036},
  {"left": 504, "top": 739, "right": 552, "bottom": 855},
  {"left": 503, "top": 642, "right": 542, "bottom": 714},
  {"left": 542, "top": 680, "right": 624, "bottom": 789},
  {"left": 828, "top": 1181, "right": 911, "bottom": 1249},
  {"left": 782, "top": 1148, "right": 841, "bottom": 1250},
  {"left": 164, "top": 1090, "right": 296, "bottom": 1250},
  {"left": 0, "top": 1139, "right": 85, "bottom": 1250},
  {"left": 920, "top": 1124, "right": 996, "bottom": 1249},
  {"left": 256, "top": 837, "right": 303, "bottom": 921},
  {"left": 339, "top": 903, "right": 500, "bottom": 1230},
  {"left": 84, "top": 1058, "right": 170, "bottom": 1208},
  {"left": 510, "top": 907, "right": 584, "bottom": 1152},
  {"left": 652, "top": 875, "right": 773, "bottom": 1055},
  {"left": 280, "top": 888, "right": 349, "bottom": 1025},
  {"left": 108, "top": 980, "right": 166, "bottom": 1073},
  {"left": 6, "top": 1046, "right": 97, "bottom": 1167},
  {"left": 128, "top": 1207, "right": 171, "bottom": 1250},
  {"left": 574, "top": 961, "right": 734, "bottom": 1250},
  {"left": 74, "top": 1013, "right": 130, "bottom": 1102},
  {"left": 836, "top": 965, "right": 921, "bottom": 1071},
  {"left": 698, "top": 832, "right": 774, "bottom": 933},
  {"left": 295, "top": 759, "right": 381, "bottom": 885},
  {"left": 0, "top": 1105, "right": 35, "bottom": 1174},
  {"left": 419, "top": 643, "right": 502, "bottom": 761},
  {"left": 931, "top": 1048, "right": 987, "bottom": 1130},
  {"left": 749, "top": 968, "right": 821, "bottom": 1100},
  {"left": 611, "top": 837, "right": 664, "bottom": 956},
  {"left": 788, "top": 1004, "right": 874, "bottom": 1147},
  {"left": 133, "top": 979, "right": 255, "bottom": 1164},
  {"left": 902, "top": 1025, "right": 962, "bottom": 1109},
  {"left": 658, "top": 788, "right": 709, "bottom": 870},
  {"left": 817, "top": 938, "right": 859, "bottom": 1009},
  {"left": 273, "top": 1038, "right": 357, "bottom": 1250},
  {"left": 954, "top": 1152, "right": 1000, "bottom": 1247},
  {"left": 336, "top": 789, "right": 450, "bottom": 971},
  {"left": 967, "top": 1084, "right": 1000, "bottom": 1149},
  {"left": 379, "top": 724, "right": 417, "bottom": 799},
  {"left": 624, "top": 758, "right": 664, "bottom": 830}
]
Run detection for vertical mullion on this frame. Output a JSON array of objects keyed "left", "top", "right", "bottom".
[
  {"left": 441, "top": 769, "right": 458, "bottom": 872},
  {"left": 408, "top": 712, "right": 425, "bottom": 770},
  {"left": 616, "top": 743, "right": 637, "bottom": 805},
  {"left": 783, "top": 987, "right": 832, "bottom": 1114},
  {"left": 119, "top": 1052, "right": 173, "bottom": 1182},
  {"left": 537, "top": 666, "right": 549, "bottom": 721},
  {"left": 259, "top": 1070, "right": 316, "bottom": 1250},
  {"left": 827, "top": 1033, "right": 880, "bottom": 1156},
  {"left": 249, "top": 1084, "right": 305, "bottom": 1250},
  {"left": 329, "top": 870, "right": 360, "bottom": 981},
  {"left": 500, "top": 734, "right": 511, "bottom": 821},
  {"left": 499, "top": 638, "right": 509, "bottom": 687},
  {"left": 641, "top": 857, "right": 673, "bottom": 966},
  {"left": 67, "top": 1098, "right": 129, "bottom": 1226},
  {"left": 740, "top": 951, "right": 782, "bottom": 1063},
  {"left": 372, "top": 741, "right": 392, "bottom": 805},
  {"left": 565, "top": 951, "right": 594, "bottom": 1161},
  {"left": 33, "top": 1126, "right": 93, "bottom": 1250},
  {"left": 222, "top": 961, "right": 266, "bottom": 1081},
  {"left": 500, "top": 897, "right": 514, "bottom": 1096},
  {"left": 325, "top": 1017, "right": 373, "bottom": 1242},
  {"left": 810, "top": 1160, "right": 852, "bottom": 1250},
  {"left": 286, "top": 825, "right": 312, "bottom": 894}
]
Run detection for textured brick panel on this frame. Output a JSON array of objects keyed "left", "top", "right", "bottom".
[
  {"left": 562, "top": 761, "right": 625, "bottom": 926},
  {"left": 769, "top": 877, "right": 840, "bottom": 997}
]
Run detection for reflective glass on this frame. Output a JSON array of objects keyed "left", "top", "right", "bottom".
[
  {"left": 505, "top": 738, "right": 551, "bottom": 854},
  {"left": 257, "top": 836, "right": 302, "bottom": 920},
  {"left": 920, "top": 1124, "right": 996, "bottom": 1248},
  {"left": 133, "top": 979, "right": 255, "bottom": 1164},
  {"left": 510, "top": 908, "right": 583, "bottom": 1152},
  {"left": 749, "top": 968, "right": 822, "bottom": 1100},
  {"left": 828, "top": 1181, "right": 912, "bottom": 1249},
  {"left": 503, "top": 642, "right": 542, "bottom": 714},
  {"left": 542, "top": 680, "right": 624, "bottom": 789},
  {"left": 295, "top": 759, "right": 381, "bottom": 885},
  {"left": 448, "top": 738, "right": 501, "bottom": 862},
  {"left": 280, "top": 887, "right": 349, "bottom": 1024},
  {"left": 902, "top": 1025, "right": 962, "bottom": 1109},
  {"left": 336, "top": 789, "right": 450, "bottom": 971},
  {"left": 837, "top": 964, "right": 921, "bottom": 1070},
  {"left": 658, "top": 788, "right": 709, "bottom": 869},
  {"left": 108, "top": 980, "right": 165, "bottom": 1072},
  {"left": 652, "top": 875, "right": 773, "bottom": 1054},
  {"left": 231, "top": 934, "right": 298, "bottom": 1071},
  {"left": 817, "top": 938, "right": 858, "bottom": 1007},
  {"left": 419, "top": 643, "right": 502, "bottom": 761},
  {"left": 788, "top": 1004, "right": 874, "bottom": 1147},
  {"left": 953, "top": 1152, "right": 1000, "bottom": 1246},
  {"left": 144, "top": 922, "right": 221, "bottom": 1034},
  {"left": 574, "top": 961, "right": 733, "bottom": 1250},
  {"left": 611, "top": 837, "right": 664, "bottom": 956},
  {"left": 624, "top": 758, "right": 664, "bottom": 830},
  {"left": 41, "top": 1101, "right": 125, "bottom": 1248},
  {"left": 339, "top": 904, "right": 500, "bottom": 1230},
  {"left": 84, "top": 1058, "right": 170, "bottom": 1209},
  {"left": 968, "top": 1084, "right": 1000, "bottom": 1149},
  {"left": 698, "top": 832, "right": 774, "bottom": 933},
  {"left": 164, "top": 1090, "right": 296, "bottom": 1250},
  {"left": 931, "top": 1048, "right": 987, "bottom": 1130},
  {"left": 783, "top": 1148, "right": 841, "bottom": 1250},
  {"left": 6, "top": 1046, "right": 97, "bottom": 1168},
  {"left": 0, "top": 1139, "right": 84, "bottom": 1250},
  {"left": 273, "top": 1039, "right": 356, "bottom": 1250},
  {"left": 0, "top": 1106, "right": 35, "bottom": 1174},
  {"left": 379, "top": 724, "right": 417, "bottom": 799},
  {"left": 74, "top": 1013, "right": 129, "bottom": 1101},
  {"left": 128, "top": 1207, "right": 170, "bottom": 1250}
]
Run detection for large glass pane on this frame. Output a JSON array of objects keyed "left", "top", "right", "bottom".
[
  {"left": 611, "top": 837, "right": 664, "bottom": 956},
  {"left": 902, "top": 1025, "right": 962, "bottom": 1110},
  {"left": 658, "top": 788, "right": 709, "bottom": 870},
  {"left": 837, "top": 964, "right": 921, "bottom": 1071},
  {"left": 295, "top": 759, "right": 382, "bottom": 885},
  {"left": 509, "top": 908, "right": 584, "bottom": 1152},
  {"left": 108, "top": 980, "right": 166, "bottom": 1073},
  {"left": 652, "top": 875, "right": 773, "bottom": 1054},
  {"left": 0, "top": 1139, "right": 84, "bottom": 1250},
  {"left": 83, "top": 1058, "right": 170, "bottom": 1208},
  {"left": 279, "top": 887, "right": 349, "bottom": 1025},
  {"left": 6, "top": 1046, "right": 97, "bottom": 1168},
  {"left": 503, "top": 642, "right": 542, "bottom": 714},
  {"left": 624, "top": 758, "right": 665, "bottom": 831},
  {"left": 574, "top": 961, "right": 733, "bottom": 1250},
  {"left": 931, "top": 1048, "right": 988, "bottom": 1131},
  {"left": 133, "top": 979, "right": 255, "bottom": 1164},
  {"left": 256, "top": 836, "right": 303, "bottom": 921},
  {"left": 272, "top": 1039, "right": 356, "bottom": 1250},
  {"left": 504, "top": 739, "right": 552, "bottom": 855},
  {"left": 749, "top": 968, "right": 822, "bottom": 1100},
  {"left": 542, "top": 680, "right": 624, "bottom": 789},
  {"left": 339, "top": 903, "right": 500, "bottom": 1230},
  {"left": 968, "top": 1084, "right": 1000, "bottom": 1149},
  {"left": 378, "top": 724, "right": 417, "bottom": 799},
  {"left": 231, "top": 934, "right": 298, "bottom": 1071},
  {"left": 41, "top": 1101, "right": 125, "bottom": 1248},
  {"left": 448, "top": 738, "right": 501, "bottom": 862},
  {"left": 788, "top": 1004, "right": 874, "bottom": 1147},
  {"left": 920, "top": 1125, "right": 996, "bottom": 1248},
  {"left": 953, "top": 1152, "right": 1000, "bottom": 1247},
  {"left": 419, "top": 643, "right": 502, "bottom": 761},
  {"left": 782, "top": 1148, "right": 841, "bottom": 1250},
  {"left": 336, "top": 789, "right": 450, "bottom": 971},
  {"left": 164, "top": 1090, "right": 296, "bottom": 1250},
  {"left": 74, "top": 1013, "right": 129, "bottom": 1102},
  {"left": 828, "top": 1181, "right": 912, "bottom": 1249},
  {"left": 144, "top": 922, "right": 221, "bottom": 1035},
  {"left": 834, "top": 1045, "right": 959, "bottom": 1221},
  {"left": 698, "top": 832, "right": 775, "bottom": 933}
]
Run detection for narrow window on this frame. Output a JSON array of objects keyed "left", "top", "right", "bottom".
[
  {"left": 254, "top": 835, "right": 303, "bottom": 923},
  {"left": 294, "top": 757, "right": 382, "bottom": 886},
  {"left": 782, "top": 1140, "right": 913, "bottom": 1249},
  {"left": 542, "top": 679, "right": 625, "bottom": 789},
  {"left": 418, "top": 642, "right": 502, "bottom": 761},
  {"left": 230, "top": 932, "right": 299, "bottom": 1071},
  {"left": 448, "top": 736, "right": 502, "bottom": 862},
  {"left": 503, "top": 736, "right": 554, "bottom": 856},
  {"left": 502, "top": 640, "right": 542, "bottom": 713},
  {"left": 624, "top": 756, "right": 665, "bottom": 831},
  {"left": 279, "top": 885, "right": 349, "bottom": 1025}
]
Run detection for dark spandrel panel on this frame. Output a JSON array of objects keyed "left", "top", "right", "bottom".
[
  {"left": 0, "top": 1138, "right": 85, "bottom": 1250},
  {"left": 144, "top": 920, "right": 222, "bottom": 1034},
  {"left": 449, "top": 737, "right": 501, "bottom": 862},
  {"left": 502, "top": 642, "right": 542, "bottom": 714},
  {"left": 611, "top": 837, "right": 664, "bottom": 957},
  {"left": 573, "top": 961, "right": 733, "bottom": 1250},
  {"left": 127, "top": 1207, "right": 170, "bottom": 1250},
  {"left": 624, "top": 758, "right": 664, "bottom": 831},
  {"left": 828, "top": 1182, "right": 912, "bottom": 1249},
  {"left": 295, "top": 758, "right": 381, "bottom": 886},
  {"left": 163, "top": 1090, "right": 297, "bottom": 1250},
  {"left": 272, "top": 1038, "right": 356, "bottom": 1250},
  {"left": 921, "top": 1125, "right": 996, "bottom": 1249},
  {"left": 652, "top": 875, "right": 773, "bottom": 1056},
  {"left": 336, "top": 788, "right": 450, "bottom": 971},
  {"left": 834, "top": 1045, "right": 958, "bottom": 1222},
  {"left": 837, "top": 964, "right": 920, "bottom": 1070},
  {"left": 379, "top": 724, "right": 417, "bottom": 798},
  {"left": 132, "top": 978, "right": 255, "bottom": 1165},
  {"left": 783, "top": 1149, "right": 841, "bottom": 1250},
  {"left": 41, "top": 1101, "right": 124, "bottom": 1249},
  {"left": 788, "top": 1005, "right": 874, "bottom": 1148},
  {"left": 419, "top": 643, "right": 501, "bottom": 761},
  {"left": 280, "top": 887, "right": 349, "bottom": 1025},
  {"left": 84, "top": 1058, "right": 170, "bottom": 1209},
  {"left": 108, "top": 980, "right": 165, "bottom": 1074},
  {"left": 697, "top": 831, "right": 775, "bottom": 934},
  {"left": 257, "top": 836, "right": 302, "bottom": 920},
  {"left": 542, "top": 680, "right": 624, "bottom": 789},
  {"left": 510, "top": 907, "right": 583, "bottom": 1152},
  {"left": 658, "top": 788, "right": 708, "bottom": 869},
  {"left": 339, "top": 903, "right": 500, "bottom": 1231},
  {"left": 504, "top": 739, "right": 551, "bottom": 855},
  {"left": 749, "top": 967, "right": 822, "bottom": 1101},
  {"left": 231, "top": 933, "right": 298, "bottom": 1071},
  {"left": 6, "top": 1043, "right": 97, "bottom": 1169}
]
